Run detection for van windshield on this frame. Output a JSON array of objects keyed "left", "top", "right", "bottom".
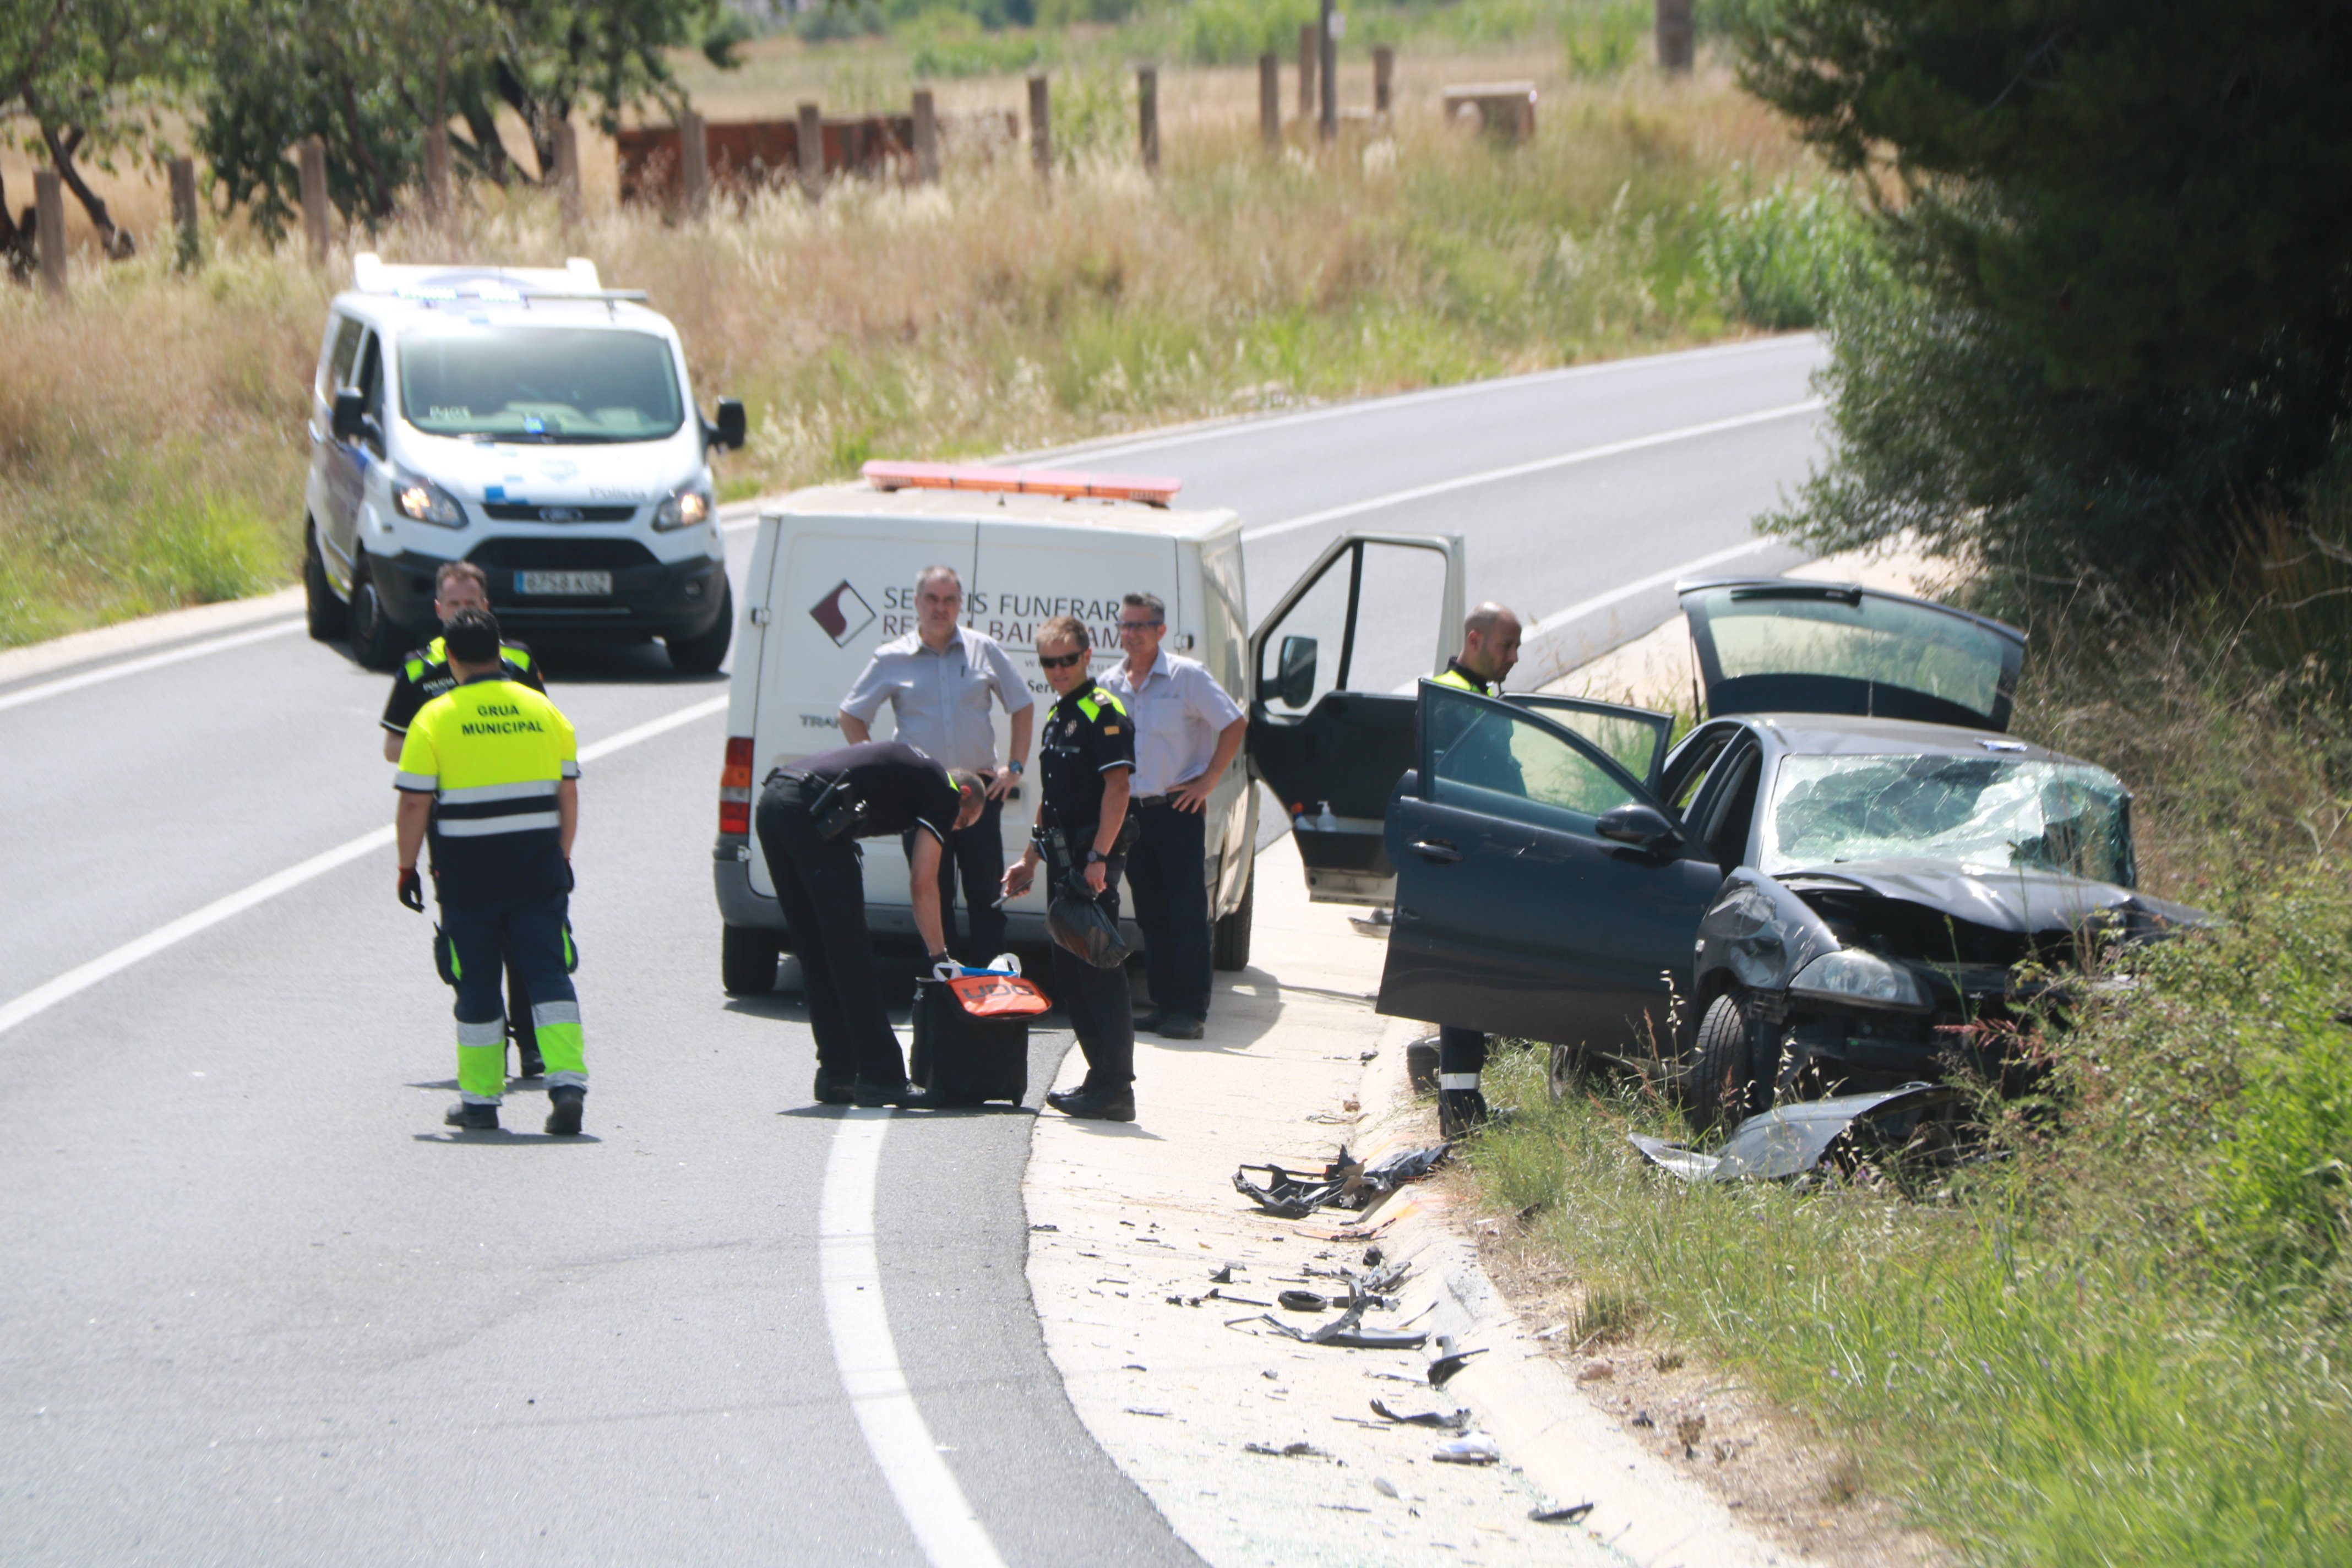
[{"left": 398, "top": 328, "right": 684, "bottom": 443}]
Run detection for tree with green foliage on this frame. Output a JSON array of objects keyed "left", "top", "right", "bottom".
[
  {"left": 1727, "top": 1, "right": 2352, "bottom": 590},
  {"left": 199, "top": 0, "right": 736, "bottom": 236}
]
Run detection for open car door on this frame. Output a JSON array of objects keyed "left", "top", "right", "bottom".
[
  {"left": 1378, "top": 680, "right": 1722, "bottom": 1053},
  {"left": 1246, "top": 532, "right": 1465, "bottom": 905},
  {"left": 1505, "top": 694, "right": 1673, "bottom": 791},
  {"left": 1679, "top": 579, "right": 2028, "bottom": 732}
]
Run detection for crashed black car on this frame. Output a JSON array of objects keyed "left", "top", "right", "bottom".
[{"left": 1374, "top": 578, "right": 2202, "bottom": 1122}]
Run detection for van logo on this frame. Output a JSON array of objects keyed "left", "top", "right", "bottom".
[
  {"left": 810, "top": 580, "right": 875, "bottom": 646},
  {"left": 539, "top": 505, "right": 583, "bottom": 522},
  {"left": 539, "top": 459, "right": 579, "bottom": 480}
]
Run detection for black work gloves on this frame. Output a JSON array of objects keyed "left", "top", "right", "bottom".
[{"left": 398, "top": 867, "right": 424, "bottom": 912}]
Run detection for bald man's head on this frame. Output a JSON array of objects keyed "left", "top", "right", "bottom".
[{"left": 1457, "top": 602, "right": 1523, "bottom": 685}]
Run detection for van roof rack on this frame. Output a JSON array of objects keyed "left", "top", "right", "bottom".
[
  {"left": 863, "top": 460, "right": 1182, "bottom": 508},
  {"left": 350, "top": 253, "right": 647, "bottom": 308}
]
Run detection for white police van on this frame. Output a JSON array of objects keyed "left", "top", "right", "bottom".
[
  {"left": 302, "top": 254, "right": 747, "bottom": 671},
  {"left": 710, "top": 460, "right": 1468, "bottom": 993}
]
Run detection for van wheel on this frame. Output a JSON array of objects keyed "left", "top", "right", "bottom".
[
  {"left": 347, "top": 556, "right": 407, "bottom": 672},
  {"left": 1211, "top": 864, "right": 1254, "bottom": 971},
  {"left": 1684, "top": 992, "right": 1761, "bottom": 1131},
  {"left": 303, "top": 524, "right": 346, "bottom": 640},
  {"left": 666, "top": 582, "right": 733, "bottom": 674},
  {"left": 722, "top": 924, "right": 781, "bottom": 995}
]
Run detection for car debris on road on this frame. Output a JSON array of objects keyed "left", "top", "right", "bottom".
[{"left": 1233, "top": 1142, "right": 1451, "bottom": 1217}]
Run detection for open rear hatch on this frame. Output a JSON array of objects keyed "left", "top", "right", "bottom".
[{"left": 1678, "top": 579, "right": 2027, "bottom": 732}]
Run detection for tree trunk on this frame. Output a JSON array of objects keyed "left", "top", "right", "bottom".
[
  {"left": 0, "top": 164, "right": 32, "bottom": 281},
  {"left": 40, "top": 122, "right": 133, "bottom": 259}
]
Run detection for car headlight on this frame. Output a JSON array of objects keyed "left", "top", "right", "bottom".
[
  {"left": 393, "top": 471, "right": 467, "bottom": 529},
  {"left": 1790, "top": 950, "right": 1931, "bottom": 1010},
  {"left": 655, "top": 484, "right": 714, "bottom": 532}
]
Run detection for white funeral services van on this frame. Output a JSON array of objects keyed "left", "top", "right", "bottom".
[
  {"left": 302, "top": 254, "right": 747, "bottom": 672},
  {"left": 711, "top": 460, "right": 1467, "bottom": 995}
]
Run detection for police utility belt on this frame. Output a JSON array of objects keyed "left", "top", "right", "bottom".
[
  {"left": 770, "top": 768, "right": 870, "bottom": 843},
  {"left": 1037, "top": 817, "right": 1139, "bottom": 883}
]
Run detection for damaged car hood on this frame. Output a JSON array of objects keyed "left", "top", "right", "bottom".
[{"left": 1776, "top": 858, "right": 2206, "bottom": 937}]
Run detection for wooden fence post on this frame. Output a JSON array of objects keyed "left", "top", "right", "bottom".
[
  {"left": 1137, "top": 66, "right": 1158, "bottom": 173},
  {"left": 553, "top": 119, "right": 582, "bottom": 227},
  {"left": 1656, "top": 0, "right": 1694, "bottom": 72},
  {"left": 680, "top": 110, "right": 710, "bottom": 216},
  {"left": 422, "top": 128, "right": 451, "bottom": 228},
  {"left": 1259, "top": 53, "right": 1281, "bottom": 149},
  {"left": 34, "top": 168, "right": 66, "bottom": 297},
  {"left": 798, "top": 101, "right": 824, "bottom": 199},
  {"left": 1297, "top": 24, "right": 1316, "bottom": 119},
  {"left": 1318, "top": 0, "right": 1338, "bottom": 141},
  {"left": 1028, "top": 74, "right": 1051, "bottom": 179},
  {"left": 298, "top": 135, "right": 330, "bottom": 267},
  {"left": 913, "top": 89, "right": 939, "bottom": 183},
  {"left": 168, "top": 156, "right": 199, "bottom": 268},
  {"left": 1374, "top": 45, "right": 1394, "bottom": 115}
]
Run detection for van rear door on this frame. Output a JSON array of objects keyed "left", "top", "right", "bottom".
[
  {"left": 745, "top": 513, "right": 978, "bottom": 899},
  {"left": 1245, "top": 532, "right": 1465, "bottom": 905}
]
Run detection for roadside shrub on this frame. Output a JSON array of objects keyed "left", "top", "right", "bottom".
[
  {"left": 1561, "top": 0, "right": 1645, "bottom": 76},
  {"left": 905, "top": 9, "right": 1049, "bottom": 75},
  {"left": 1179, "top": 0, "right": 1315, "bottom": 66},
  {"left": 1698, "top": 171, "right": 1880, "bottom": 331}
]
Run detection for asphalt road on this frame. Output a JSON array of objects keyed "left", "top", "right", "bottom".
[{"left": 0, "top": 331, "right": 1826, "bottom": 1565}]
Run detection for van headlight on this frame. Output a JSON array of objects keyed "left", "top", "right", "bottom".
[
  {"left": 655, "top": 483, "right": 714, "bottom": 531},
  {"left": 393, "top": 471, "right": 467, "bottom": 529},
  {"left": 1790, "top": 950, "right": 1931, "bottom": 1010}
]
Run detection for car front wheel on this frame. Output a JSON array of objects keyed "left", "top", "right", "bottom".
[
  {"left": 1685, "top": 992, "right": 1762, "bottom": 1130},
  {"left": 347, "top": 556, "right": 409, "bottom": 671},
  {"left": 303, "top": 523, "right": 347, "bottom": 640}
]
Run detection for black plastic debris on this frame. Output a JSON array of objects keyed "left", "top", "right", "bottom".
[
  {"left": 1627, "top": 1083, "right": 1969, "bottom": 1182},
  {"left": 1428, "top": 1347, "right": 1488, "bottom": 1389},
  {"left": 1208, "top": 1264, "right": 1238, "bottom": 1284},
  {"left": 1244, "top": 1441, "right": 1329, "bottom": 1458},
  {"left": 1530, "top": 1500, "right": 1596, "bottom": 1524},
  {"left": 1233, "top": 1142, "right": 1451, "bottom": 1218},
  {"left": 1279, "top": 1290, "right": 1330, "bottom": 1313},
  {"left": 1258, "top": 1305, "right": 1431, "bottom": 1351},
  {"left": 1370, "top": 1398, "right": 1468, "bottom": 1431}
]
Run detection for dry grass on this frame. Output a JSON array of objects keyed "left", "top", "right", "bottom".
[{"left": 0, "top": 55, "right": 1823, "bottom": 644}]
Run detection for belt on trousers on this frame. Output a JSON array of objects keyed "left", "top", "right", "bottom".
[{"left": 1130, "top": 794, "right": 1170, "bottom": 808}]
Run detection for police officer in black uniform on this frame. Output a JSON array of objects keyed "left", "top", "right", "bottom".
[
  {"left": 379, "top": 560, "right": 550, "bottom": 1079},
  {"left": 756, "top": 741, "right": 987, "bottom": 1107},
  {"left": 1000, "top": 615, "right": 1140, "bottom": 1123}
]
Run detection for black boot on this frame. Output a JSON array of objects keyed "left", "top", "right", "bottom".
[
  {"left": 444, "top": 1101, "right": 500, "bottom": 1132},
  {"left": 812, "top": 1068, "right": 853, "bottom": 1106},
  {"left": 1046, "top": 1085, "right": 1136, "bottom": 1122},
  {"left": 851, "top": 1079, "right": 922, "bottom": 1108},
  {"left": 515, "top": 1041, "right": 545, "bottom": 1080},
  {"left": 1438, "top": 1087, "right": 1489, "bottom": 1140},
  {"left": 544, "top": 1085, "right": 585, "bottom": 1136}
]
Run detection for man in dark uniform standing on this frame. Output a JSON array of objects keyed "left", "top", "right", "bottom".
[
  {"left": 1000, "top": 616, "right": 1140, "bottom": 1123},
  {"left": 380, "top": 560, "right": 549, "bottom": 1080},
  {"left": 756, "top": 742, "right": 987, "bottom": 1107}
]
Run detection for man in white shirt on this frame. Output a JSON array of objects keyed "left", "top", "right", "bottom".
[
  {"left": 1101, "top": 591, "right": 1246, "bottom": 1040},
  {"left": 839, "top": 565, "right": 1035, "bottom": 962}
]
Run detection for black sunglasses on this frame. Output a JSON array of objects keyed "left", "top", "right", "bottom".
[
  {"left": 1038, "top": 649, "right": 1088, "bottom": 669},
  {"left": 1117, "top": 619, "right": 1163, "bottom": 632}
]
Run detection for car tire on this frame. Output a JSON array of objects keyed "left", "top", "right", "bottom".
[
  {"left": 1685, "top": 992, "right": 1760, "bottom": 1130},
  {"left": 721, "top": 923, "right": 781, "bottom": 995},
  {"left": 303, "top": 524, "right": 347, "bottom": 640},
  {"left": 1211, "top": 864, "right": 1254, "bottom": 971},
  {"left": 347, "top": 556, "right": 408, "bottom": 672},
  {"left": 666, "top": 582, "right": 733, "bottom": 674}
]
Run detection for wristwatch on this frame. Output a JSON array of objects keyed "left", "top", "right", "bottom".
[
  {"left": 1008, "top": 760, "right": 1025, "bottom": 775},
  {"left": 1086, "top": 848, "right": 1107, "bottom": 864}
]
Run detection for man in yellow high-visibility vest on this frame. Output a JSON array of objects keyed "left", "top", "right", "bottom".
[
  {"left": 1425, "top": 602, "right": 1520, "bottom": 1139},
  {"left": 394, "top": 608, "right": 588, "bottom": 1135}
]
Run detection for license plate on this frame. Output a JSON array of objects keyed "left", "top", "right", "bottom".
[{"left": 515, "top": 570, "right": 610, "bottom": 596}]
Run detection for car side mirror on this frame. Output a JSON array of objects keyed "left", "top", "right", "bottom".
[
  {"left": 1274, "top": 635, "right": 1317, "bottom": 708},
  {"left": 1596, "top": 801, "right": 1684, "bottom": 851},
  {"left": 712, "top": 398, "right": 747, "bottom": 451},
  {"left": 331, "top": 388, "right": 368, "bottom": 445}
]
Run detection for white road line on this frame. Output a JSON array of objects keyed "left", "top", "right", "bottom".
[
  {"left": 1022, "top": 332, "right": 1821, "bottom": 466},
  {"left": 0, "top": 694, "right": 729, "bottom": 1042},
  {"left": 0, "top": 617, "right": 306, "bottom": 715},
  {"left": 821, "top": 1109, "right": 1010, "bottom": 1568},
  {"left": 1239, "top": 399, "right": 1824, "bottom": 543}
]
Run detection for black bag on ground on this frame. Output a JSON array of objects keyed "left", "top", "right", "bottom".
[{"left": 911, "top": 973, "right": 1037, "bottom": 1106}]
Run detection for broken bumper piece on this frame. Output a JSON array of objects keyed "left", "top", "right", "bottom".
[{"left": 1628, "top": 1082, "right": 1969, "bottom": 1182}]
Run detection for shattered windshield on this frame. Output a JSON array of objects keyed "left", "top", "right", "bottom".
[
  {"left": 1761, "top": 753, "right": 2132, "bottom": 883},
  {"left": 398, "top": 327, "right": 684, "bottom": 442}
]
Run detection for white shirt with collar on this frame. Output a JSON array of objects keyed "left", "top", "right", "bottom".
[
  {"left": 1101, "top": 648, "right": 1244, "bottom": 798},
  {"left": 840, "top": 626, "right": 1034, "bottom": 772}
]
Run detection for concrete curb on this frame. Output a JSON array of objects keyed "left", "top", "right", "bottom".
[{"left": 0, "top": 586, "right": 304, "bottom": 688}]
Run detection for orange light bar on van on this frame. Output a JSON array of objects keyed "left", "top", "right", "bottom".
[
  {"left": 720, "top": 736, "right": 755, "bottom": 835},
  {"left": 862, "top": 460, "right": 1182, "bottom": 508}
]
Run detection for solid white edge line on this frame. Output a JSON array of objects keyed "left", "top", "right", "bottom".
[
  {"left": 1017, "top": 331, "right": 1822, "bottom": 466},
  {"left": 1238, "top": 399, "right": 1826, "bottom": 543},
  {"left": 821, "top": 1109, "right": 1011, "bottom": 1568},
  {"left": 0, "top": 694, "right": 731, "bottom": 1042},
  {"left": 0, "top": 617, "right": 306, "bottom": 715}
]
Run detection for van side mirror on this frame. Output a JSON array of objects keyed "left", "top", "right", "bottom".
[
  {"left": 1596, "top": 801, "right": 1684, "bottom": 851},
  {"left": 712, "top": 398, "right": 747, "bottom": 451},
  {"left": 331, "top": 388, "right": 368, "bottom": 445},
  {"left": 1275, "top": 635, "right": 1317, "bottom": 708}
]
